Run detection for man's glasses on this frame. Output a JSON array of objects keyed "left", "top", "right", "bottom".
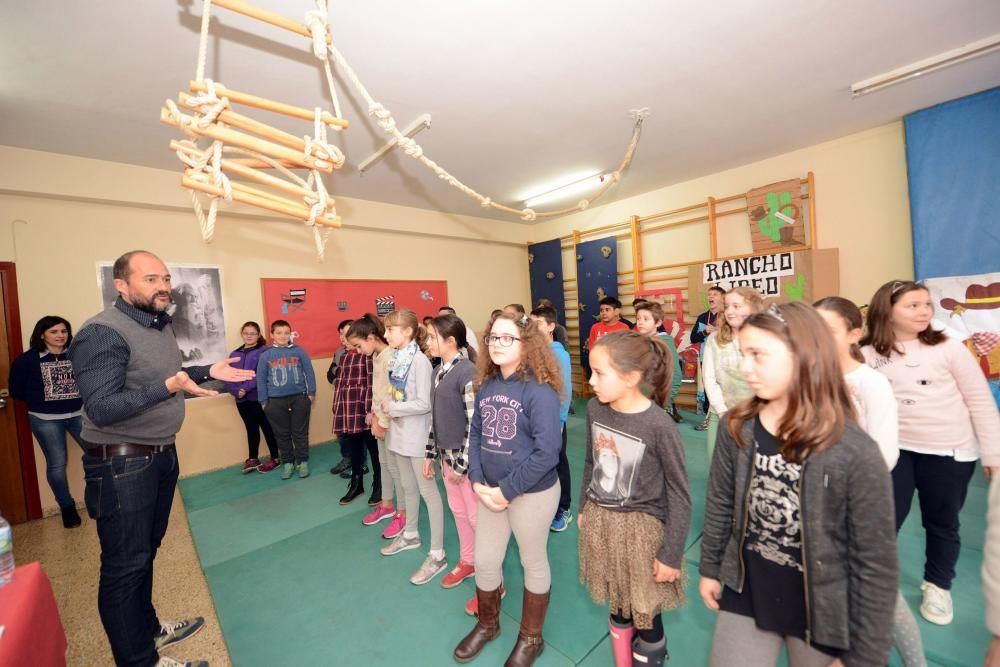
[{"left": 484, "top": 334, "right": 521, "bottom": 347}]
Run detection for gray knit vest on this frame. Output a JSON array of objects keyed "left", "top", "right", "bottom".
[{"left": 80, "top": 307, "right": 184, "bottom": 446}]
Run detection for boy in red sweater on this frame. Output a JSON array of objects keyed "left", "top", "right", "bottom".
[{"left": 587, "top": 296, "right": 631, "bottom": 351}]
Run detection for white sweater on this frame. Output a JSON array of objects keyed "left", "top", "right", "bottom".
[{"left": 845, "top": 363, "right": 899, "bottom": 470}]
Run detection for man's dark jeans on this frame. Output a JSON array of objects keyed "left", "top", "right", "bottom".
[{"left": 83, "top": 448, "right": 179, "bottom": 667}]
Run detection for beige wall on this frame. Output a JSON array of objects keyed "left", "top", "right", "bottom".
[
  {"left": 2, "top": 122, "right": 915, "bottom": 513},
  {"left": 531, "top": 122, "right": 915, "bottom": 305},
  {"left": 0, "top": 146, "right": 532, "bottom": 513}
]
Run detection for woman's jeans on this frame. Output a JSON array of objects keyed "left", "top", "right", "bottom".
[{"left": 29, "top": 414, "right": 86, "bottom": 509}]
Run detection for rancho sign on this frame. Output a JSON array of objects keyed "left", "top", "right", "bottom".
[{"left": 702, "top": 252, "right": 794, "bottom": 296}]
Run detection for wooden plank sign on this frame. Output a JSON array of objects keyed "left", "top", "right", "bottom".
[{"left": 747, "top": 178, "right": 806, "bottom": 253}]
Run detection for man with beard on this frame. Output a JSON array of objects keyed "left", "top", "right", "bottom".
[{"left": 69, "top": 250, "right": 254, "bottom": 667}]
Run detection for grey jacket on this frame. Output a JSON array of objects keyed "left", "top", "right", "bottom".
[{"left": 699, "top": 416, "right": 897, "bottom": 666}]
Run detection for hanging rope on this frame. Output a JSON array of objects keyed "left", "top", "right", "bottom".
[
  {"left": 172, "top": 0, "right": 646, "bottom": 259},
  {"left": 302, "top": 0, "right": 646, "bottom": 222}
]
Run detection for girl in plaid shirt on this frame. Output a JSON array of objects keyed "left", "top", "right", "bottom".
[
  {"left": 424, "top": 313, "right": 483, "bottom": 613},
  {"left": 332, "top": 335, "right": 379, "bottom": 506}
]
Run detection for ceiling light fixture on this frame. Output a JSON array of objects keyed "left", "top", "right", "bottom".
[
  {"left": 851, "top": 32, "right": 1000, "bottom": 97},
  {"left": 523, "top": 172, "right": 613, "bottom": 208}
]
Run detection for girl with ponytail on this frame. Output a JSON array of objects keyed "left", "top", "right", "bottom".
[
  {"left": 578, "top": 330, "right": 692, "bottom": 667},
  {"left": 379, "top": 309, "right": 448, "bottom": 587}
]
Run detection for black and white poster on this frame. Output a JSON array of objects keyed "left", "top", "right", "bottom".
[{"left": 97, "top": 262, "right": 227, "bottom": 364}]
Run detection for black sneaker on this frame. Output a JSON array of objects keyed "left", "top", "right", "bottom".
[
  {"left": 329, "top": 457, "right": 351, "bottom": 475},
  {"left": 154, "top": 617, "right": 205, "bottom": 651}
]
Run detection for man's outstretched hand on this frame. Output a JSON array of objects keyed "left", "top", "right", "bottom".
[{"left": 210, "top": 357, "right": 255, "bottom": 383}]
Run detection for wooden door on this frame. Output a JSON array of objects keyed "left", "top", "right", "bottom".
[{"left": 0, "top": 263, "right": 40, "bottom": 523}]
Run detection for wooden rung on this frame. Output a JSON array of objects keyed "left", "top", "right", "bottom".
[
  {"left": 179, "top": 93, "right": 330, "bottom": 160},
  {"left": 211, "top": 0, "right": 331, "bottom": 44},
  {"left": 188, "top": 81, "right": 347, "bottom": 128},
  {"left": 182, "top": 175, "right": 341, "bottom": 228},
  {"left": 170, "top": 141, "right": 316, "bottom": 201},
  {"left": 226, "top": 157, "right": 300, "bottom": 169},
  {"left": 161, "top": 107, "right": 333, "bottom": 173},
  {"left": 222, "top": 161, "right": 315, "bottom": 201},
  {"left": 227, "top": 179, "right": 308, "bottom": 211}
]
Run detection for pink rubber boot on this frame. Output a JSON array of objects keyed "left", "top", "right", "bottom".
[{"left": 609, "top": 617, "right": 635, "bottom": 667}]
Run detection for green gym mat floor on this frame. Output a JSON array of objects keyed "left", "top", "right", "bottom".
[{"left": 178, "top": 400, "right": 991, "bottom": 666}]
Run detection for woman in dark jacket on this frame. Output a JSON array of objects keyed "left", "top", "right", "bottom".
[{"left": 8, "top": 316, "right": 85, "bottom": 527}]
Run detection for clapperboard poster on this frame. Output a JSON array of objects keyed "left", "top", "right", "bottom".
[
  {"left": 281, "top": 288, "right": 307, "bottom": 313},
  {"left": 375, "top": 295, "right": 396, "bottom": 316}
]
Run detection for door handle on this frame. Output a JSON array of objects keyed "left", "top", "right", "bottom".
[{"left": 0, "top": 388, "right": 8, "bottom": 409}]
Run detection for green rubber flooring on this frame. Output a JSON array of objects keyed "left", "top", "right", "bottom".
[{"left": 178, "top": 400, "right": 989, "bottom": 666}]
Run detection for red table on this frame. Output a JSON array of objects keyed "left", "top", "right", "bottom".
[{"left": 0, "top": 561, "right": 67, "bottom": 667}]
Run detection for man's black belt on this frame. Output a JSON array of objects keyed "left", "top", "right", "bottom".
[{"left": 85, "top": 443, "right": 176, "bottom": 459}]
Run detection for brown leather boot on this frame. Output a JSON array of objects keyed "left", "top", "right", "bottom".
[
  {"left": 503, "top": 588, "right": 550, "bottom": 667},
  {"left": 453, "top": 586, "right": 502, "bottom": 663}
]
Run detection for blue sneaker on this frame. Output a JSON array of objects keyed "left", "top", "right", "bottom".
[
  {"left": 153, "top": 616, "right": 205, "bottom": 651},
  {"left": 550, "top": 509, "right": 573, "bottom": 532}
]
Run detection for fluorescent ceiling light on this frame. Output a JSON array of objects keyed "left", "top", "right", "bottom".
[
  {"left": 522, "top": 171, "right": 611, "bottom": 208},
  {"left": 851, "top": 32, "right": 1000, "bottom": 97}
]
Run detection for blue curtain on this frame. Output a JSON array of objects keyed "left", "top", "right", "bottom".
[
  {"left": 576, "top": 236, "right": 620, "bottom": 360},
  {"left": 904, "top": 87, "right": 1000, "bottom": 280},
  {"left": 528, "top": 238, "right": 566, "bottom": 326}
]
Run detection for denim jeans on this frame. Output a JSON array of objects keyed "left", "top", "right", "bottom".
[
  {"left": 28, "top": 414, "right": 85, "bottom": 509},
  {"left": 83, "top": 448, "right": 179, "bottom": 667}
]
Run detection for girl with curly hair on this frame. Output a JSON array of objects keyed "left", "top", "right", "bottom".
[{"left": 453, "top": 312, "right": 562, "bottom": 666}]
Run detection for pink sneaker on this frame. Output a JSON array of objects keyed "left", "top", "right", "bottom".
[
  {"left": 465, "top": 582, "right": 505, "bottom": 616},
  {"left": 441, "top": 561, "right": 475, "bottom": 589},
  {"left": 362, "top": 505, "right": 395, "bottom": 526},
  {"left": 381, "top": 513, "right": 406, "bottom": 539},
  {"left": 242, "top": 458, "right": 260, "bottom": 474}
]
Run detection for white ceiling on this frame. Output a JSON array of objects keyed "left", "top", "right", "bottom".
[{"left": 2, "top": 1, "right": 999, "bottom": 222}]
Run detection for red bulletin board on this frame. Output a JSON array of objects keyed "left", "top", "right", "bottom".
[{"left": 260, "top": 278, "right": 449, "bottom": 359}]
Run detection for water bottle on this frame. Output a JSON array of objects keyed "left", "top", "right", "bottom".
[{"left": 0, "top": 512, "right": 14, "bottom": 587}]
